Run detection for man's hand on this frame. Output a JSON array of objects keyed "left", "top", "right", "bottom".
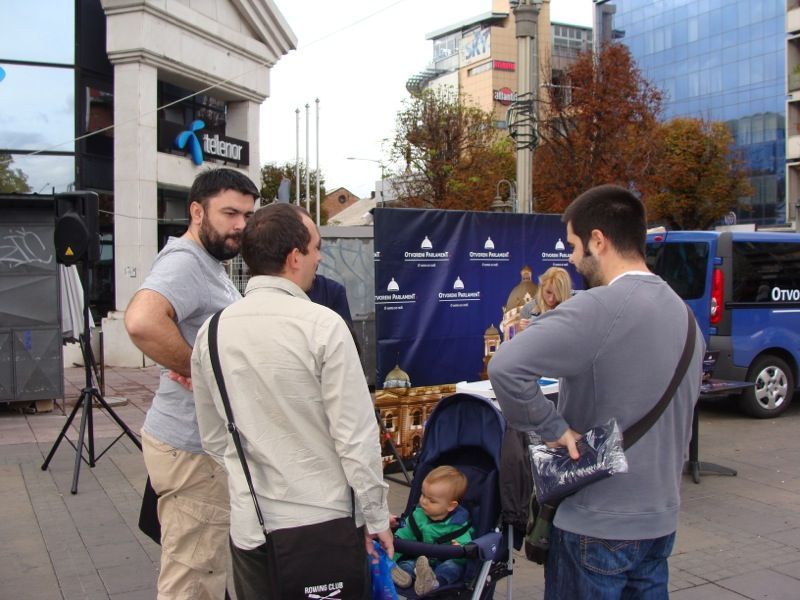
[
  {"left": 365, "top": 528, "right": 394, "bottom": 564},
  {"left": 167, "top": 371, "right": 193, "bottom": 391},
  {"left": 547, "top": 427, "right": 582, "bottom": 460}
]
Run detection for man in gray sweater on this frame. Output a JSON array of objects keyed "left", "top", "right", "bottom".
[{"left": 489, "top": 184, "right": 704, "bottom": 599}]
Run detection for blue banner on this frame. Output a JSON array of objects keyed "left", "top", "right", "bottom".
[{"left": 374, "top": 208, "right": 582, "bottom": 388}]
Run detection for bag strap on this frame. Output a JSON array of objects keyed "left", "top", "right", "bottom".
[
  {"left": 208, "top": 309, "right": 269, "bottom": 541},
  {"left": 622, "top": 304, "right": 697, "bottom": 450}
]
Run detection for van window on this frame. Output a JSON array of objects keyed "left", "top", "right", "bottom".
[
  {"left": 645, "top": 242, "right": 709, "bottom": 300},
  {"left": 732, "top": 242, "right": 800, "bottom": 303}
]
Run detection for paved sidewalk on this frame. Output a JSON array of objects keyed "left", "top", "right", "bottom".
[{"left": 2, "top": 366, "right": 800, "bottom": 599}]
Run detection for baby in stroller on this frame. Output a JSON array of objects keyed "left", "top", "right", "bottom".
[
  {"left": 392, "top": 466, "right": 475, "bottom": 596},
  {"left": 388, "top": 392, "right": 513, "bottom": 600}
]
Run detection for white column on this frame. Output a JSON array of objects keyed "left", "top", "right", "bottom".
[
  {"left": 112, "top": 62, "right": 158, "bottom": 312},
  {"left": 103, "top": 61, "right": 158, "bottom": 367},
  {"left": 227, "top": 99, "right": 262, "bottom": 187}
]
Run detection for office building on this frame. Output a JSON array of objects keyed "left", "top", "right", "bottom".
[
  {"left": 598, "top": 0, "right": 786, "bottom": 226},
  {"left": 407, "top": 0, "right": 592, "bottom": 128},
  {"left": 0, "top": 0, "right": 295, "bottom": 365}
]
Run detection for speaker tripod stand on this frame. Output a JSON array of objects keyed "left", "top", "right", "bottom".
[{"left": 42, "top": 260, "right": 142, "bottom": 494}]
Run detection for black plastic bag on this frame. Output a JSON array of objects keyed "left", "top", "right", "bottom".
[
  {"left": 529, "top": 419, "right": 628, "bottom": 506},
  {"left": 138, "top": 476, "right": 161, "bottom": 545}
]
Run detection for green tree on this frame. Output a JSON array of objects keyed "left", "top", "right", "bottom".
[
  {"left": 644, "top": 118, "right": 752, "bottom": 230},
  {"left": 390, "top": 88, "right": 515, "bottom": 211},
  {"left": 259, "top": 161, "right": 328, "bottom": 224},
  {"left": 0, "top": 153, "right": 32, "bottom": 193},
  {"left": 532, "top": 44, "right": 663, "bottom": 213}
]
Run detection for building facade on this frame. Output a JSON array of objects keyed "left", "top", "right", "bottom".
[
  {"left": 407, "top": 0, "right": 592, "bottom": 128},
  {"left": 0, "top": 0, "right": 295, "bottom": 365},
  {"left": 786, "top": 2, "right": 800, "bottom": 225},
  {"left": 599, "top": 0, "right": 787, "bottom": 226},
  {"left": 322, "top": 186, "right": 360, "bottom": 220}
]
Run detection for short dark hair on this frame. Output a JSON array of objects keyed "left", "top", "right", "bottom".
[
  {"left": 241, "top": 204, "right": 311, "bottom": 276},
  {"left": 562, "top": 184, "right": 646, "bottom": 259},
  {"left": 188, "top": 168, "right": 260, "bottom": 209}
]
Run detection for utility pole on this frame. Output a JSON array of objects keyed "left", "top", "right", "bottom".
[
  {"left": 295, "top": 108, "right": 300, "bottom": 206},
  {"left": 315, "top": 98, "right": 321, "bottom": 226},
  {"left": 305, "top": 103, "right": 310, "bottom": 214},
  {"left": 511, "top": 0, "right": 542, "bottom": 214}
]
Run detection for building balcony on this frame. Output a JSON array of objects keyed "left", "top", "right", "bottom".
[
  {"left": 787, "top": 134, "right": 800, "bottom": 161},
  {"left": 789, "top": 2, "right": 800, "bottom": 34},
  {"left": 790, "top": 72, "right": 800, "bottom": 92}
]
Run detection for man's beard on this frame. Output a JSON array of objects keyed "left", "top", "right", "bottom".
[
  {"left": 578, "top": 253, "right": 603, "bottom": 289},
  {"left": 199, "top": 218, "right": 241, "bottom": 261}
]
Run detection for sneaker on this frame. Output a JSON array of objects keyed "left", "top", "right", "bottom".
[
  {"left": 391, "top": 566, "right": 412, "bottom": 589},
  {"left": 414, "top": 556, "right": 439, "bottom": 596}
]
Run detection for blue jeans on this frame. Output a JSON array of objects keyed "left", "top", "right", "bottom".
[
  {"left": 397, "top": 558, "right": 465, "bottom": 586},
  {"left": 545, "top": 526, "right": 675, "bottom": 600}
]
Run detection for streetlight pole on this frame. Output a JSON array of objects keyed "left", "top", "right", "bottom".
[
  {"left": 315, "top": 98, "right": 321, "bottom": 226},
  {"left": 305, "top": 103, "right": 310, "bottom": 214},
  {"left": 510, "top": 0, "right": 542, "bottom": 214},
  {"left": 295, "top": 108, "right": 300, "bottom": 206},
  {"left": 346, "top": 157, "right": 386, "bottom": 207}
]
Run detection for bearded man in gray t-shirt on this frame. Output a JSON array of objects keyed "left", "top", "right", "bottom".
[{"left": 125, "top": 168, "right": 258, "bottom": 599}]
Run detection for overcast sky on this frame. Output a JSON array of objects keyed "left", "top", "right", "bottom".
[{"left": 261, "top": 0, "right": 593, "bottom": 198}]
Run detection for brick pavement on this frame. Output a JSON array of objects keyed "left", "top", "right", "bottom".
[{"left": 2, "top": 366, "right": 800, "bottom": 598}]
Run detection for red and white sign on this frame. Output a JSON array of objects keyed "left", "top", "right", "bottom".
[
  {"left": 493, "top": 87, "right": 516, "bottom": 106},
  {"left": 493, "top": 60, "right": 516, "bottom": 72}
]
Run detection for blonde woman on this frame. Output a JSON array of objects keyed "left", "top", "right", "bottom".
[{"left": 518, "top": 267, "right": 572, "bottom": 331}]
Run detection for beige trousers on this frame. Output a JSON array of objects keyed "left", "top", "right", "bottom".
[{"left": 142, "top": 430, "right": 230, "bottom": 600}]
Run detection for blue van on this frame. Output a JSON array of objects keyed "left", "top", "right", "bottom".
[{"left": 646, "top": 230, "right": 800, "bottom": 418}]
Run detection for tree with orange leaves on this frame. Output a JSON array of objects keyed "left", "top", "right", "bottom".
[
  {"left": 390, "top": 88, "right": 515, "bottom": 211},
  {"left": 644, "top": 118, "right": 752, "bottom": 230},
  {"left": 533, "top": 44, "right": 662, "bottom": 213}
]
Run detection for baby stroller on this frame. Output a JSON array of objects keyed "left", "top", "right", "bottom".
[{"left": 392, "top": 393, "right": 513, "bottom": 600}]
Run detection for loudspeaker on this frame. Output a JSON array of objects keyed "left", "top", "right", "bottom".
[{"left": 54, "top": 192, "right": 100, "bottom": 265}]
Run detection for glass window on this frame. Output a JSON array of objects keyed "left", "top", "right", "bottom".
[
  {"left": 158, "top": 82, "right": 227, "bottom": 138},
  {"left": 2, "top": 154, "right": 75, "bottom": 194},
  {"left": 723, "top": 58, "right": 738, "bottom": 88},
  {"left": 0, "top": 65, "right": 74, "bottom": 151},
  {"left": 645, "top": 242, "right": 709, "bottom": 300},
  {"left": 688, "top": 72, "right": 700, "bottom": 97},
  {"left": 383, "top": 413, "right": 395, "bottom": 431},
  {"left": 672, "top": 21, "right": 688, "bottom": 46},
  {"left": 732, "top": 242, "right": 800, "bottom": 303},
  {"left": 0, "top": 1, "right": 74, "bottom": 64},
  {"left": 84, "top": 86, "right": 114, "bottom": 157}
]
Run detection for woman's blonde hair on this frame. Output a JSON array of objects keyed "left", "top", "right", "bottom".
[{"left": 535, "top": 267, "right": 573, "bottom": 314}]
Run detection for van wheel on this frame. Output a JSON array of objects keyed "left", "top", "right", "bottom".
[{"left": 739, "top": 355, "right": 794, "bottom": 418}]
